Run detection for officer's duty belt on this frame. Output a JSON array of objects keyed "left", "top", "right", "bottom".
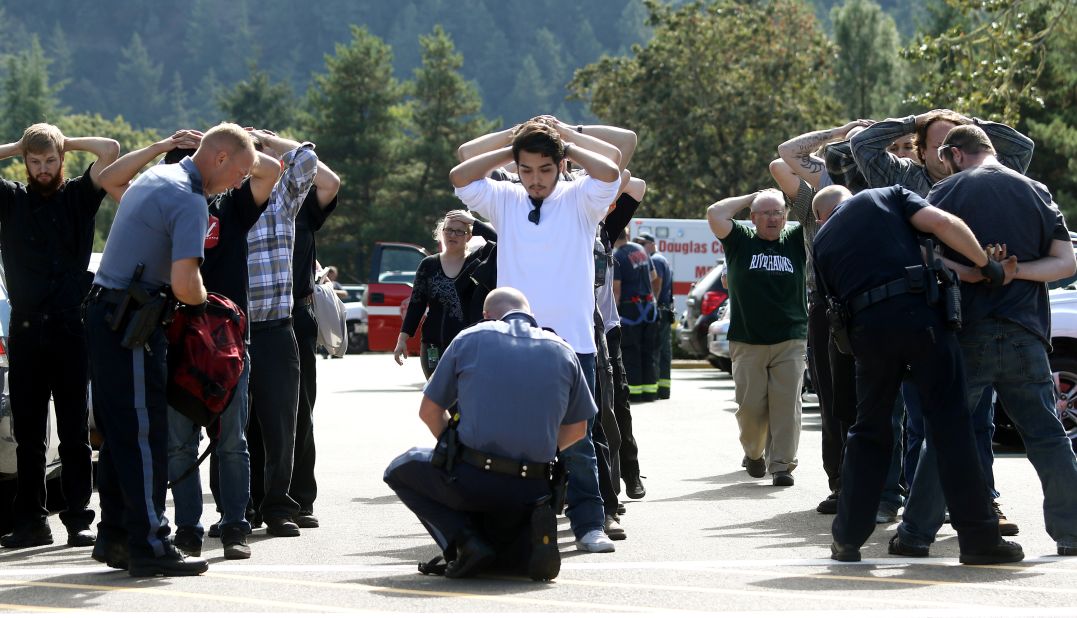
[
  {"left": 458, "top": 445, "right": 552, "bottom": 480},
  {"left": 87, "top": 285, "right": 128, "bottom": 306},
  {"left": 848, "top": 277, "right": 923, "bottom": 315}
]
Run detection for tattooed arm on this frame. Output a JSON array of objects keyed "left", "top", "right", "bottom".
[{"left": 777, "top": 120, "right": 871, "bottom": 188}]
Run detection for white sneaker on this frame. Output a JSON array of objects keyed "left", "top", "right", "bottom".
[{"left": 575, "top": 529, "right": 615, "bottom": 553}]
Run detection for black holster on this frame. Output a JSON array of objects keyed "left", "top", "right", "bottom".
[
  {"left": 826, "top": 297, "right": 853, "bottom": 356},
  {"left": 431, "top": 422, "right": 461, "bottom": 474}
]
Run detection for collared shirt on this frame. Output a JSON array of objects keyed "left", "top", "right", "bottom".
[
  {"left": 0, "top": 164, "right": 104, "bottom": 313},
  {"left": 423, "top": 311, "right": 597, "bottom": 463},
  {"left": 246, "top": 144, "right": 318, "bottom": 323},
  {"left": 849, "top": 115, "right": 1034, "bottom": 198},
  {"left": 95, "top": 157, "right": 207, "bottom": 291}
]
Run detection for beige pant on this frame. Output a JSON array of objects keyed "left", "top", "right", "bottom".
[{"left": 730, "top": 339, "right": 806, "bottom": 474}]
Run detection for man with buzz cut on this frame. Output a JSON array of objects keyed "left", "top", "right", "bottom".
[
  {"left": 87, "top": 122, "right": 255, "bottom": 577},
  {"left": 0, "top": 122, "right": 119, "bottom": 549},
  {"left": 450, "top": 118, "right": 622, "bottom": 553}
]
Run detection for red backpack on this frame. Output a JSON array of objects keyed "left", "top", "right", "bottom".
[{"left": 166, "top": 293, "right": 247, "bottom": 427}]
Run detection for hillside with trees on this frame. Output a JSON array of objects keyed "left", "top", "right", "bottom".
[{"left": 2, "top": 0, "right": 1075, "bottom": 282}]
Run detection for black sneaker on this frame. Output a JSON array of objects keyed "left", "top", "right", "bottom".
[
  {"left": 128, "top": 544, "right": 209, "bottom": 577},
  {"left": 772, "top": 471, "right": 794, "bottom": 486},
  {"left": 888, "top": 534, "right": 929, "bottom": 558},
  {"left": 91, "top": 539, "right": 129, "bottom": 570},
  {"left": 172, "top": 527, "right": 202, "bottom": 557},
  {"left": 67, "top": 527, "right": 97, "bottom": 547},
  {"left": 742, "top": 456, "right": 766, "bottom": 479},
  {"left": 830, "top": 542, "right": 861, "bottom": 562},
  {"left": 0, "top": 522, "right": 53, "bottom": 548},
  {"left": 207, "top": 518, "right": 222, "bottom": 538},
  {"left": 220, "top": 526, "right": 251, "bottom": 560},
  {"left": 959, "top": 539, "right": 1023, "bottom": 565},
  {"left": 625, "top": 475, "right": 646, "bottom": 500},
  {"left": 527, "top": 503, "right": 560, "bottom": 582},
  {"left": 993, "top": 502, "right": 1019, "bottom": 536},
  {"left": 817, "top": 492, "right": 839, "bottom": 515},
  {"left": 295, "top": 513, "right": 319, "bottom": 528},
  {"left": 264, "top": 516, "right": 300, "bottom": 537},
  {"left": 1058, "top": 545, "right": 1077, "bottom": 556}
]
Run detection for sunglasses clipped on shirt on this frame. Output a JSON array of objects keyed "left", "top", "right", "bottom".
[{"left": 528, "top": 197, "right": 543, "bottom": 225}]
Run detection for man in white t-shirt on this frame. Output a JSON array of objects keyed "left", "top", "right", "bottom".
[{"left": 450, "top": 119, "right": 621, "bottom": 552}]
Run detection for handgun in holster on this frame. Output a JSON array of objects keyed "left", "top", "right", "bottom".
[
  {"left": 922, "top": 238, "right": 962, "bottom": 330},
  {"left": 549, "top": 454, "right": 568, "bottom": 515},
  {"left": 430, "top": 411, "right": 462, "bottom": 475}
]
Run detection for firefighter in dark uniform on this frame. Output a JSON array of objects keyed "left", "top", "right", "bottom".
[
  {"left": 613, "top": 229, "right": 658, "bottom": 402},
  {"left": 812, "top": 184, "right": 1022, "bottom": 564},
  {"left": 0, "top": 123, "right": 118, "bottom": 548},
  {"left": 384, "top": 287, "right": 595, "bottom": 580},
  {"left": 638, "top": 232, "right": 674, "bottom": 399},
  {"left": 85, "top": 123, "right": 254, "bottom": 577}
]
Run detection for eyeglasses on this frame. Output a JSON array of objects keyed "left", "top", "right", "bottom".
[
  {"left": 442, "top": 227, "right": 470, "bottom": 237},
  {"left": 937, "top": 144, "right": 956, "bottom": 160},
  {"left": 754, "top": 210, "right": 786, "bottom": 218}
]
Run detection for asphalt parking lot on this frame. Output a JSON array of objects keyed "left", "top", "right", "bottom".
[{"left": 0, "top": 354, "right": 1074, "bottom": 616}]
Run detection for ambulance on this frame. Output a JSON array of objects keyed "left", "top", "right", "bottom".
[{"left": 628, "top": 218, "right": 725, "bottom": 315}]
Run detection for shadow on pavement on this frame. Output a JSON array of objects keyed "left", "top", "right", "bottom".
[{"left": 352, "top": 494, "right": 403, "bottom": 505}]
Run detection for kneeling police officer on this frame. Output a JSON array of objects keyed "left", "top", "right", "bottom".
[
  {"left": 812, "top": 184, "right": 1023, "bottom": 565},
  {"left": 384, "top": 287, "right": 595, "bottom": 580}
]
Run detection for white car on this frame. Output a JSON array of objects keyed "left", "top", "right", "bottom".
[
  {"left": 706, "top": 304, "right": 731, "bottom": 374},
  {"left": 340, "top": 284, "right": 368, "bottom": 354}
]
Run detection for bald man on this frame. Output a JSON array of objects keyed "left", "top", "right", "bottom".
[
  {"left": 384, "top": 287, "right": 595, "bottom": 580},
  {"left": 707, "top": 189, "right": 808, "bottom": 487}
]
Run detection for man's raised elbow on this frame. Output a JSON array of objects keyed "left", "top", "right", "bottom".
[{"left": 101, "top": 139, "right": 121, "bottom": 162}]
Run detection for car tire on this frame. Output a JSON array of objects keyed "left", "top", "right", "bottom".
[
  {"left": 708, "top": 355, "right": 732, "bottom": 374},
  {"left": 347, "top": 325, "right": 368, "bottom": 355},
  {"left": 1049, "top": 352, "right": 1077, "bottom": 452}
]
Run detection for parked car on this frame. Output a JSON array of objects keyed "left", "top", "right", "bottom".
[
  {"left": 706, "top": 302, "right": 731, "bottom": 373},
  {"left": 340, "top": 284, "right": 368, "bottom": 354},
  {"left": 678, "top": 263, "right": 728, "bottom": 368},
  {"left": 995, "top": 287, "right": 1077, "bottom": 451}
]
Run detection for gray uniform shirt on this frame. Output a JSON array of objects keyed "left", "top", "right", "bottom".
[
  {"left": 95, "top": 157, "right": 207, "bottom": 290},
  {"left": 423, "top": 311, "right": 597, "bottom": 463}
]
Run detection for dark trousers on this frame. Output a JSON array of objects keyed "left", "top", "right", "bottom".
[
  {"left": 8, "top": 312, "right": 93, "bottom": 529},
  {"left": 292, "top": 304, "right": 319, "bottom": 514},
  {"left": 606, "top": 327, "right": 640, "bottom": 479},
  {"left": 247, "top": 320, "right": 301, "bottom": 519},
  {"left": 655, "top": 306, "right": 673, "bottom": 398},
  {"left": 807, "top": 297, "right": 847, "bottom": 492},
  {"left": 619, "top": 303, "right": 658, "bottom": 400},
  {"left": 85, "top": 301, "right": 171, "bottom": 558},
  {"left": 592, "top": 322, "right": 621, "bottom": 511},
  {"left": 834, "top": 301, "right": 999, "bottom": 553},
  {"left": 384, "top": 448, "right": 550, "bottom": 552}
]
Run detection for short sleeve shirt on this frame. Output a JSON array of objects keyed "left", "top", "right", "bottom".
[
  {"left": 202, "top": 179, "right": 267, "bottom": 311},
  {"left": 720, "top": 221, "right": 807, "bottom": 344},
  {"left": 94, "top": 157, "right": 207, "bottom": 291},
  {"left": 292, "top": 191, "right": 339, "bottom": 300},
  {"left": 928, "top": 164, "right": 1069, "bottom": 343},
  {"left": 0, "top": 164, "right": 105, "bottom": 313},
  {"left": 651, "top": 252, "right": 673, "bottom": 305},
  {"left": 423, "top": 312, "right": 597, "bottom": 463},
  {"left": 813, "top": 186, "right": 930, "bottom": 302},
  {"left": 613, "top": 242, "right": 654, "bottom": 302},
  {"left": 455, "top": 174, "right": 620, "bottom": 353}
]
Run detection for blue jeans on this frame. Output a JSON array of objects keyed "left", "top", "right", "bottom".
[
  {"left": 899, "top": 319, "right": 1077, "bottom": 548},
  {"left": 903, "top": 383, "right": 996, "bottom": 497},
  {"left": 562, "top": 353, "right": 604, "bottom": 538},
  {"left": 880, "top": 394, "right": 905, "bottom": 510},
  {"left": 167, "top": 356, "right": 252, "bottom": 538}
]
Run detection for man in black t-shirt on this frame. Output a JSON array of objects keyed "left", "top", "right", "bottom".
[
  {"left": 894, "top": 125, "right": 1077, "bottom": 557},
  {"left": 0, "top": 123, "right": 119, "bottom": 549},
  {"left": 284, "top": 161, "right": 340, "bottom": 530}
]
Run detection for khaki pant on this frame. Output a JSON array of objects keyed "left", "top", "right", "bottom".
[{"left": 730, "top": 339, "right": 806, "bottom": 474}]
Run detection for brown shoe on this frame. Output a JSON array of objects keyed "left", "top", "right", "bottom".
[{"left": 993, "top": 502, "right": 1019, "bottom": 536}]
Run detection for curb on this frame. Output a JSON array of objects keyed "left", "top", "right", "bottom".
[{"left": 671, "top": 359, "right": 713, "bottom": 369}]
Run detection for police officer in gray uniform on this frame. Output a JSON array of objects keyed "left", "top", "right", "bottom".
[
  {"left": 384, "top": 287, "right": 596, "bottom": 580},
  {"left": 86, "top": 123, "right": 255, "bottom": 577}
]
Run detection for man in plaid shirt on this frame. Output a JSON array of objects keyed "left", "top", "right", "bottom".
[{"left": 244, "top": 130, "right": 319, "bottom": 537}]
